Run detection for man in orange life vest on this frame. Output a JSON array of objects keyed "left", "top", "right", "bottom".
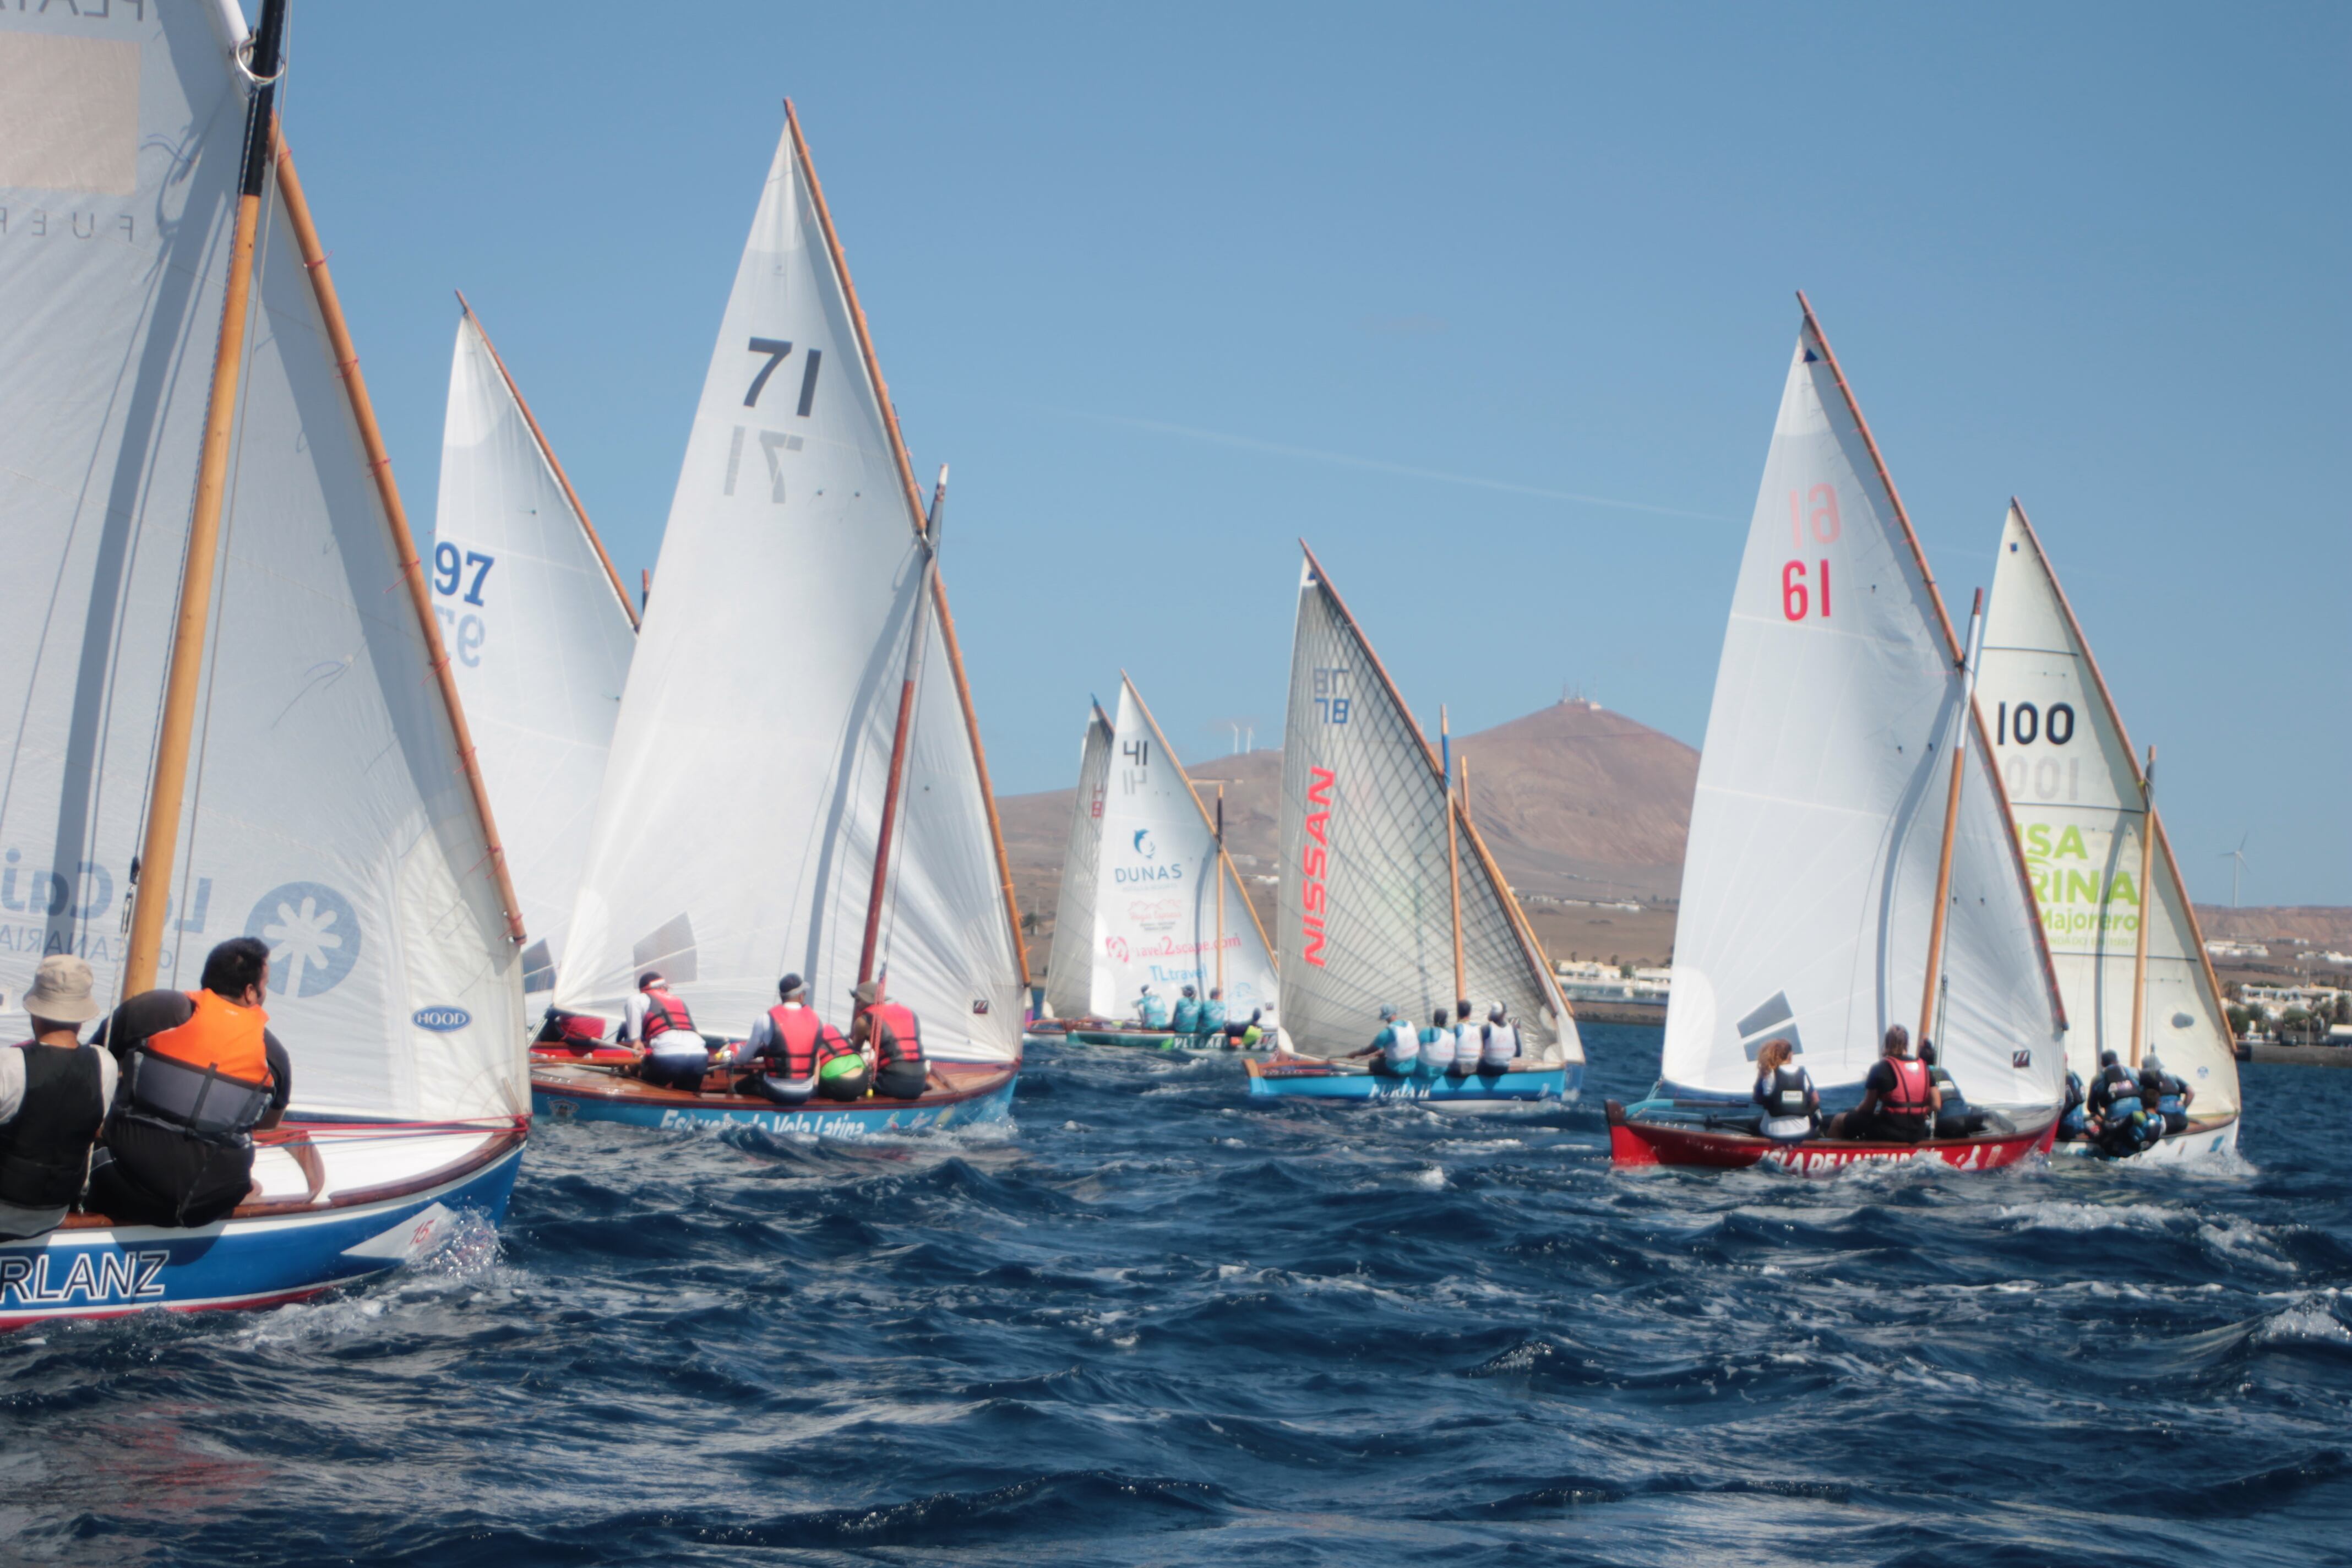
[
  {"left": 852, "top": 979, "right": 938, "bottom": 1101},
  {"left": 88, "top": 936, "right": 325, "bottom": 1227},
  {"left": 1823, "top": 1023, "right": 1941, "bottom": 1144},
  {"left": 624, "top": 971, "right": 712, "bottom": 1092},
  {"left": 0, "top": 955, "right": 117, "bottom": 1242},
  {"left": 738, "top": 973, "right": 865, "bottom": 1106}
]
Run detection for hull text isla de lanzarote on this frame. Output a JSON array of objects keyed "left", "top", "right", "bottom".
[
  {"left": 1610, "top": 297, "right": 2070, "bottom": 1174},
  {"left": 0, "top": 1, "right": 529, "bottom": 1327},
  {"left": 1039, "top": 678, "right": 1280, "bottom": 1052},
  {"left": 1250, "top": 546, "right": 1585, "bottom": 1110},
  {"left": 525, "top": 103, "right": 1026, "bottom": 1140}
]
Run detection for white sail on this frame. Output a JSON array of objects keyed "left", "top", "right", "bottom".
[
  {"left": 1042, "top": 703, "right": 1113, "bottom": 1021},
  {"left": 1275, "top": 550, "right": 1576, "bottom": 1063},
  {"left": 1979, "top": 503, "right": 2239, "bottom": 1113},
  {"left": 554, "top": 112, "right": 1020, "bottom": 1062},
  {"left": 0, "top": 4, "right": 525, "bottom": 1120},
  {"left": 1083, "top": 677, "right": 1280, "bottom": 1022},
  {"left": 433, "top": 307, "right": 637, "bottom": 994},
  {"left": 1660, "top": 313, "right": 2064, "bottom": 1110}
]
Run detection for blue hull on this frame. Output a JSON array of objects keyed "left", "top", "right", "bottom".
[
  {"left": 0, "top": 1138, "right": 524, "bottom": 1330},
  {"left": 1246, "top": 1063, "right": 1580, "bottom": 1106},
  {"left": 534, "top": 1076, "right": 1017, "bottom": 1140}
]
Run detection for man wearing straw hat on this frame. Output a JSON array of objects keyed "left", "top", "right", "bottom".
[{"left": 0, "top": 955, "right": 117, "bottom": 1241}]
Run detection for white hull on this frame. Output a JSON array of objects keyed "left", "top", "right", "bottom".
[{"left": 2055, "top": 1116, "right": 2240, "bottom": 1165}]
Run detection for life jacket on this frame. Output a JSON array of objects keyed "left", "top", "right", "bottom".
[
  {"left": 867, "top": 1001, "right": 923, "bottom": 1068},
  {"left": 1200, "top": 1000, "right": 1228, "bottom": 1031},
  {"left": 2150, "top": 1071, "right": 2189, "bottom": 1133},
  {"left": 2090, "top": 1063, "right": 2138, "bottom": 1115},
  {"left": 1419, "top": 1025, "right": 1456, "bottom": 1070},
  {"left": 1878, "top": 1056, "right": 1933, "bottom": 1129},
  {"left": 0, "top": 1042, "right": 106, "bottom": 1210},
  {"left": 1137, "top": 994, "right": 1170, "bottom": 1029},
  {"left": 1172, "top": 998, "right": 1201, "bottom": 1032},
  {"left": 1480, "top": 1022, "right": 1518, "bottom": 1069},
  {"left": 120, "top": 990, "right": 276, "bottom": 1145},
  {"left": 762, "top": 1005, "right": 829, "bottom": 1079},
  {"left": 1379, "top": 1022, "right": 1419, "bottom": 1069},
  {"left": 640, "top": 988, "right": 696, "bottom": 1046}
]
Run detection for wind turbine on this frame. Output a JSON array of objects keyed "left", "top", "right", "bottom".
[{"left": 2219, "top": 832, "right": 2250, "bottom": 908}]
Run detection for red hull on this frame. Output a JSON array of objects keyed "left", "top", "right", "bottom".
[{"left": 1607, "top": 1101, "right": 2055, "bottom": 1176}]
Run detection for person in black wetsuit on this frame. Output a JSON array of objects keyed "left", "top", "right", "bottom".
[
  {"left": 1917, "top": 1039, "right": 1987, "bottom": 1139},
  {"left": 1823, "top": 1025, "right": 1940, "bottom": 1142},
  {"left": 88, "top": 937, "right": 324, "bottom": 1227},
  {"left": 2086, "top": 1050, "right": 2160, "bottom": 1157},
  {"left": 0, "top": 956, "right": 116, "bottom": 1241},
  {"left": 2142, "top": 1055, "right": 2194, "bottom": 1135}
]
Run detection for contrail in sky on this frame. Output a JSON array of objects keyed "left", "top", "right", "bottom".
[{"left": 1055, "top": 407, "right": 1731, "bottom": 523}]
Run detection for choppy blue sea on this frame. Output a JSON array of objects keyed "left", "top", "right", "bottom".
[{"left": 4, "top": 1025, "right": 2349, "bottom": 1566}]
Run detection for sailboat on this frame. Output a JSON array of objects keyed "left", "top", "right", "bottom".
[
  {"left": 1028, "top": 700, "right": 1116, "bottom": 1044},
  {"left": 1246, "top": 546, "right": 1583, "bottom": 1107},
  {"left": 433, "top": 298, "right": 638, "bottom": 1007},
  {"left": 1609, "top": 300, "right": 2068, "bottom": 1173},
  {"left": 1046, "top": 678, "right": 1280, "bottom": 1050},
  {"left": 0, "top": 0, "right": 529, "bottom": 1327},
  {"left": 1978, "top": 502, "right": 2241, "bottom": 1159},
  {"left": 530, "top": 104, "right": 1025, "bottom": 1139}
]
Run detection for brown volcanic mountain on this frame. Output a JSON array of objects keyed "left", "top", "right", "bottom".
[{"left": 998, "top": 697, "right": 1699, "bottom": 974}]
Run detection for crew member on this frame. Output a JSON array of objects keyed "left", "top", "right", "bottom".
[
  {"left": 738, "top": 974, "right": 856, "bottom": 1106},
  {"left": 1172, "top": 985, "right": 1201, "bottom": 1037},
  {"left": 1448, "top": 999, "right": 1480, "bottom": 1076},
  {"left": 1135, "top": 986, "right": 1170, "bottom": 1031},
  {"left": 1347, "top": 1005, "right": 1419, "bottom": 1076},
  {"left": 854, "top": 981, "right": 935, "bottom": 1100},
  {"left": 1918, "top": 1039, "right": 1984, "bottom": 1139},
  {"left": 2058, "top": 1070, "right": 2089, "bottom": 1140},
  {"left": 2142, "top": 1055, "right": 2193, "bottom": 1135},
  {"left": 0, "top": 956, "right": 116, "bottom": 1241},
  {"left": 2086, "top": 1050, "right": 2160, "bottom": 1157},
  {"left": 1824, "top": 1025, "right": 1938, "bottom": 1143},
  {"left": 1751, "top": 1037, "right": 1817, "bottom": 1144},
  {"left": 88, "top": 937, "right": 324, "bottom": 1227},
  {"left": 1199, "top": 988, "right": 1228, "bottom": 1041},
  {"left": 1222, "top": 1007, "right": 1265, "bottom": 1050},
  {"left": 1418, "top": 1007, "right": 1456, "bottom": 1076},
  {"left": 1479, "top": 1004, "right": 1520, "bottom": 1074},
  {"left": 626, "top": 971, "right": 711, "bottom": 1092}
]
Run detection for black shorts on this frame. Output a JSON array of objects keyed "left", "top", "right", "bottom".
[
  {"left": 873, "top": 1061, "right": 928, "bottom": 1101},
  {"left": 88, "top": 1119, "right": 253, "bottom": 1228}
]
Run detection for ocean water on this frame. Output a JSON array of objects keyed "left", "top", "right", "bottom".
[{"left": 4, "top": 1024, "right": 2349, "bottom": 1566}]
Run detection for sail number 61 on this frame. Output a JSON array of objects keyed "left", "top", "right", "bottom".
[{"left": 1782, "top": 484, "right": 1838, "bottom": 621}]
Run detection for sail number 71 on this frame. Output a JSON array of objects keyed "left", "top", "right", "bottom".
[{"left": 1782, "top": 484, "right": 1839, "bottom": 621}]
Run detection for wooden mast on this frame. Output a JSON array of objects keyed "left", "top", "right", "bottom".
[
  {"left": 2127, "top": 746, "right": 2158, "bottom": 1068},
  {"left": 456, "top": 292, "right": 639, "bottom": 630},
  {"left": 858, "top": 470, "right": 945, "bottom": 990},
  {"left": 123, "top": 0, "right": 289, "bottom": 994},
  {"left": 1443, "top": 706, "right": 1465, "bottom": 1004},
  {"left": 788, "top": 100, "right": 1028, "bottom": 987},
  {"left": 1917, "top": 588, "right": 1985, "bottom": 1048},
  {"left": 1215, "top": 785, "right": 1227, "bottom": 996}
]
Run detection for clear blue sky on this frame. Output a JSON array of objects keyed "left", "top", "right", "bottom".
[{"left": 282, "top": 3, "right": 2349, "bottom": 907}]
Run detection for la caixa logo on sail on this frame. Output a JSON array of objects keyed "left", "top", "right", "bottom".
[{"left": 1299, "top": 767, "right": 1333, "bottom": 966}]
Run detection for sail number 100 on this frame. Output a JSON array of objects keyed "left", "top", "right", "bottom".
[{"left": 1782, "top": 485, "right": 1839, "bottom": 622}]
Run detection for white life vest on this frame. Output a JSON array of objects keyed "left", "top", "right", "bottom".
[
  {"left": 1380, "top": 1023, "right": 1420, "bottom": 1070},
  {"left": 1452, "top": 1021, "right": 1481, "bottom": 1070},
  {"left": 1480, "top": 1022, "right": 1518, "bottom": 1068},
  {"left": 1419, "top": 1025, "right": 1456, "bottom": 1070}
]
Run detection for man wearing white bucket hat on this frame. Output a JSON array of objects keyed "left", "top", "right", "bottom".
[{"left": 0, "top": 955, "right": 117, "bottom": 1240}]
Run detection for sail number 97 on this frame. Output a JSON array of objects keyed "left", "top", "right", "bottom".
[
  {"left": 1782, "top": 484, "right": 1838, "bottom": 621},
  {"left": 430, "top": 543, "right": 493, "bottom": 667}
]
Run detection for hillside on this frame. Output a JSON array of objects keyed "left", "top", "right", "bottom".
[{"left": 999, "top": 697, "right": 1698, "bottom": 976}]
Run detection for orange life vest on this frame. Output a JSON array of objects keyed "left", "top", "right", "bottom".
[
  {"left": 143, "top": 989, "right": 273, "bottom": 1088},
  {"left": 865, "top": 1001, "right": 923, "bottom": 1068},
  {"left": 1880, "top": 1056, "right": 1932, "bottom": 1123},
  {"left": 641, "top": 988, "right": 695, "bottom": 1043}
]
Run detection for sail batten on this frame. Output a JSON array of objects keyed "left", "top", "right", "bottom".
[
  {"left": 1274, "top": 547, "right": 1576, "bottom": 1063},
  {"left": 552, "top": 109, "right": 1018, "bottom": 1060},
  {"left": 1979, "top": 502, "right": 2239, "bottom": 1113},
  {"left": 1660, "top": 312, "right": 2064, "bottom": 1111}
]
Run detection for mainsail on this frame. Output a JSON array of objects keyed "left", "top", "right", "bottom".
[
  {"left": 0, "top": 3, "right": 526, "bottom": 1120},
  {"left": 553, "top": 107, "right": 1021, "bottom": 1061},
  {"left": 1275, "top": 547, "right": 1575, "bottom": 1063},
  {"left": 1042, "top": 702, "right": 1114, "bottom": 1021},
  {"left": 434, "top": 303, "right": 638, "bottom": 995},
  {"left": 1072, "top": 677, "right": 1280, "bottom": 1021},
  {"left": 1979, "top": 502, "right": 2239, "bottom": 1113},
  {"left": 1660, "top": 304, "right": 2064, "bottom": 1109}
]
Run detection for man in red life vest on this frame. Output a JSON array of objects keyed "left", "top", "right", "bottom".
[
  {"left": 852, "top": 979, "right": 937, "bottom": 1101},
  {"left": 625, "top": 971, "right": 712, "bottom": 1092},
  {"left": 738, "top": 974, "right": 864, "bottom": 1105},
  {"left": 1824, "top": 1023, "right": 1941, "bottom": 1144},
  {"left": 87, "top": 936, "right": 326, "bottom": 1226}
]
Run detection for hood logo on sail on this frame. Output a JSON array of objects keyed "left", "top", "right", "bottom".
[
  {"left": 1299, "top": 767, "right": 1334, "bottom": 967},
  {"left": 413, "top": 1007, "right": 472, "bottom": 1032},
  {"left": 246, "top": 883, "right": 362, "bottom": 999}
]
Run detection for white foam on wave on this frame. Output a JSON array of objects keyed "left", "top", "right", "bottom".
[
  {"left": 1995, "top": 1200, "right": 2181, "bottom": 1233},
  {"left": 2253, "top": 1294, "right": 2349, "bottom": 1346},
  {"left": 1406, "top": 1165, "right": 1447, "bottom": 1190}
]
